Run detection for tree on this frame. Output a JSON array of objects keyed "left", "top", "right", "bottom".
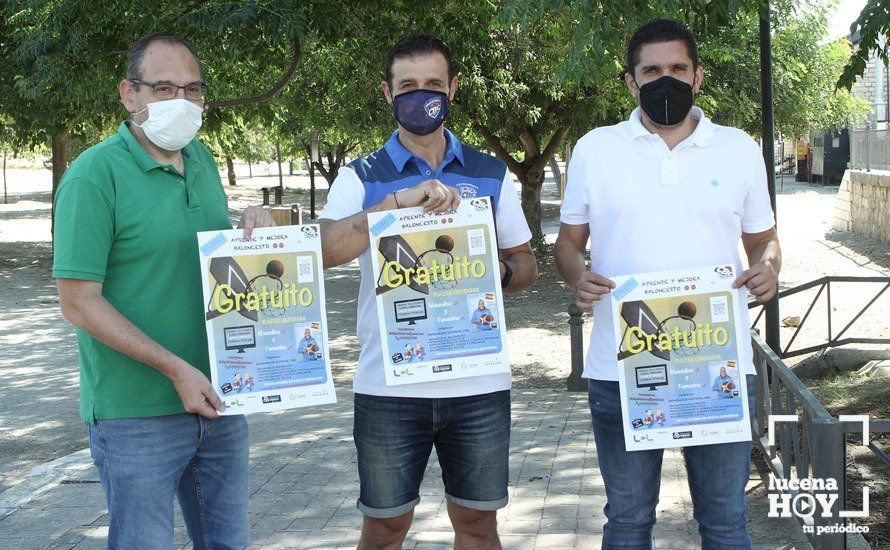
[
  {"left": 699, "top": 0, "right": 869, "bottom": 137},
  {"left": 331, "top": 0, "right": 621, "bottom": 244},
  {"left": 0, "top": 116, "right": 13, "bottom": 204},
  {"left": 457, "top": 23, "right": 612, "bottom": 244},
  {"left": 272, "top": 33, "right": 395, "bottom": 187},
  {"left": 461, "top": 0, "right": 754, "bottom": 243},
  {"left": 0, "top": 0, "right": 309, "bottom": 208}
]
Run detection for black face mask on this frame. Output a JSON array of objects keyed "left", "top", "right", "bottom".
[{"left": 636, "top": 75, "right": 695, "bottom": 126}]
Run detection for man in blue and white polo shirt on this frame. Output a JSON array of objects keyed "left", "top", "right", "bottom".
[{"left": 320, "top": 34, "right": 536, "bottom": 549}]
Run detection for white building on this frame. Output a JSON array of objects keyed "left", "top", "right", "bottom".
[{"left": 850, "top": 34, "right": 889, "bottom": 129}]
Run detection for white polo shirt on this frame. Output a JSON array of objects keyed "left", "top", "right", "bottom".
[{"left": 560, "top": 107, "right": 775, "bottom": 381}]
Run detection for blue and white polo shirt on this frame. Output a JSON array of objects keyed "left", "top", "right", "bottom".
[{"left": 321, "top": 129, "right": 531, "bottom": 398}]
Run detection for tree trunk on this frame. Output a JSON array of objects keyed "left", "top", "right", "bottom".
[
  {"left": 549, "top": 156, "right": 562, "bottom": 197},
  {"left": 225, "top": 156, "right": 236, "bottom": 185},
  {"left": 51, "top": 129, "right": 69, "bottom": 200},
  {"left": 275, "top": 142, "right": 283, "bottom": 192},
  {"left": 248, "top": 161, "right": 253, "bottom": 178},
  {"left": 472, "top": 121, "right": 569, "bottom": 248},
  {"left": 51, "top": 128, "right": 70, "bottom": 236},
  {"left": 289, "top": 160, "right": 294, "bottom": 175},
  {"left": 313, "top": 146, "right": 345, "bottom": 187},
  {"left": 517, "top": 168, "right": 545, "bottom": 247},
  {"left": 3, "top": 151, "right": 7, "bottom": 204},
  {"left": 562, "top": 141, "right": 572, "bottom": 198}
]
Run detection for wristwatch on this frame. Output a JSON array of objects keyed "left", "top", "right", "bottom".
[{"left": 500, "top": 260, "right": 513, "bottom": 288}]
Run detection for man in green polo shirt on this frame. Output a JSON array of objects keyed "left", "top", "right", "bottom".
[{"left": 52, "top": 33, "right": 273, "bottom": 549}]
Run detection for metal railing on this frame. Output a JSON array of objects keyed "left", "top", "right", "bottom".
[
  {"left": 565, "top": 295, "right": 889, "bottom": 549},
  {"left": 752, "top": 332, "right": 890, "bottom": 549},
  {"left": 748, "top": 276, "right": 890, "bottom": 359},
  {"left": 850, "top": 127, "right": 890, "bottom": 171}
]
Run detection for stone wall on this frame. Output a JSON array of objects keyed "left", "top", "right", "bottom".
[
  {"left": 851, "top": 52, "right": 887, "bottom": 128},
  {"left": 833, "top": 169, "right": 890, "bottom": 244}
]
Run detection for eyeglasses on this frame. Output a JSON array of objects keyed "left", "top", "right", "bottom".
[{"left": 128, "top": 79, "right": 208, "bottom": 101}]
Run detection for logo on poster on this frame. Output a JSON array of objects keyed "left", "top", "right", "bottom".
[{"left": 470, "top": 198, "right": 489, "bottom": 210}]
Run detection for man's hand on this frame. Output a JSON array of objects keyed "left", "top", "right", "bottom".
[
  {"left": 239, "top": 206, "right": 276, "bottom": 238},
  {"left": 171, "top": 363, "right": 225, "bottom": 419},
  {"left": 396, "top": 179, "right": 460, "bottom": 213},
  {"left": 733, "top": 260, "right": 778, "bottom": 303},
  {"left": 573, "top": 272, "right": 615, "bottom": 310}
]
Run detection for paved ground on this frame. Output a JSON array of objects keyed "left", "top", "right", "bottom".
[
  {"left": 1, "top": 163, "right": 887, "bottom": 548},
  {"left": 0, "top": 389, "right": 810, "bottom": 549}
]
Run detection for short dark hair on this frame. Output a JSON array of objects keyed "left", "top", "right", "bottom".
[
  {"left": 626, "top": 19, "right": 699, "bottom": 75},
  {"left": 126, "top": 33, "right": 202, "bottom": 81},
  {"left": 385, "top": 33, "right": 454, "bottom": 87}
]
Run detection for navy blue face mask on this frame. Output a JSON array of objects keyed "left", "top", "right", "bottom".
[{"left": 391, "top": 89, "right": 449, "bottom": 136}]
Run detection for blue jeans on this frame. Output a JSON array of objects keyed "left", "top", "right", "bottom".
[
  {"left": 588, "top": 376, "right": 755, "bottom": 550},
  {"left": 88, "top": 413, "right": 249, "bottom": 549},
  {"left": 353, "top": 390, "right": 511, "bottom": 518}
]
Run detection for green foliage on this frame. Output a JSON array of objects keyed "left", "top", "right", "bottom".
[
  {"left": 837, "top": 0, "right": 890, "bottom": 90},
  {"left": 503, "top": 0, "right": 867, "bottom": 139},
  {"left": 270, "top": 34, "right": 394, "bottom": 184},
  {"left": 499, "top": 0, "right": 756, "bottom": 87},
  {"left": 0, "top": 0, "right": 872, "bottom": 230},
  {"left": 700, "top": 0, "right": 870, "bottom": 136},
  {"left": 0, "top": 0, "right": 309, "bottom": 149}
]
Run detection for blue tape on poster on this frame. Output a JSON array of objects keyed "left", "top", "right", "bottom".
[
  {"left": 200, "top": 233, "right": 228, "bottom": 256},
  {"left": 612, "top": 277, "right": 639, "bottom": 302},
  {"left": 370, "top": 213, "right": 397, "bottom": 236}
]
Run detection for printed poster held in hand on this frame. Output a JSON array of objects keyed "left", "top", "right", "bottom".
[
  {"left": 367, "top": 198, "right": 510, "bottom": 386},
  {"left": 610, "top": 265, "right": 751, "bottom": 451},
  {"left": 197, "top": 225, "right": 336, "bottom": 414}
]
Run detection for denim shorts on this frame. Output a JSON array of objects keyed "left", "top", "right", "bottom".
[{"left": 353, "top": 390, "right": 511, "bottom": 518}]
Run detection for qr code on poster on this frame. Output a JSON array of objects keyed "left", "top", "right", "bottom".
[
  {"left": 467, "top": 228, "right": 486, "bottom": 256},
  {"left": 297, "top": 256, "right": 314, "bottom": 283},
  {"left": 710, "top": 296, "right": 729, "bottom": 323}
]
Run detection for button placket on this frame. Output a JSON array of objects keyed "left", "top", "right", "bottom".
[{"left": 661, "top": 155, "right": 679, "bottom": 185}]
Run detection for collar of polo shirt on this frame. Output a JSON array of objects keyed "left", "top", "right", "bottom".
[
  {"left": 119, "top": 121, "right": 193, "bottom": 173},
  {"left": 627, "top": 106, "right": 716, "bottom": 148},
  {"left": 384, "top": 128, "right": 466, "bottom": 173}
]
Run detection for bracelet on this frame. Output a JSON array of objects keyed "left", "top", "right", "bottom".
[
  {"left": 500, "top": 259, "right": 513, "bottom": 288},
  {"left": 392, "top": 190, "right": 401, "bottom": 209}
]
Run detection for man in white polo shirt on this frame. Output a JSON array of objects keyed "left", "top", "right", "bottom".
[
  {"left": 555, "top": 19, "right": 781, "bottom": 549},
  {"left": 320, "top": 34, "right": 536, "bottom": 549}
]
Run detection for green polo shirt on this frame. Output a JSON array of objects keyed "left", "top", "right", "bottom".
[{"left": 52, "top": 122, "right": 232, "bottom": 423}]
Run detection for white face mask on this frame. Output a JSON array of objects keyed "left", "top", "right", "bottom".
[{"left": 132, "top": 98, "right": 204, "bottom": 151}]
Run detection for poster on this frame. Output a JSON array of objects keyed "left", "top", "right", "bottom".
[
  {"left": 610, "top": 265, "right": 751, "bottom": 451},
  {"left": 197, "top": 225, "right": 336, "bottom": 414},
  {"left": 367, "top": 198, "right": 510, "bottom": 386}
]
